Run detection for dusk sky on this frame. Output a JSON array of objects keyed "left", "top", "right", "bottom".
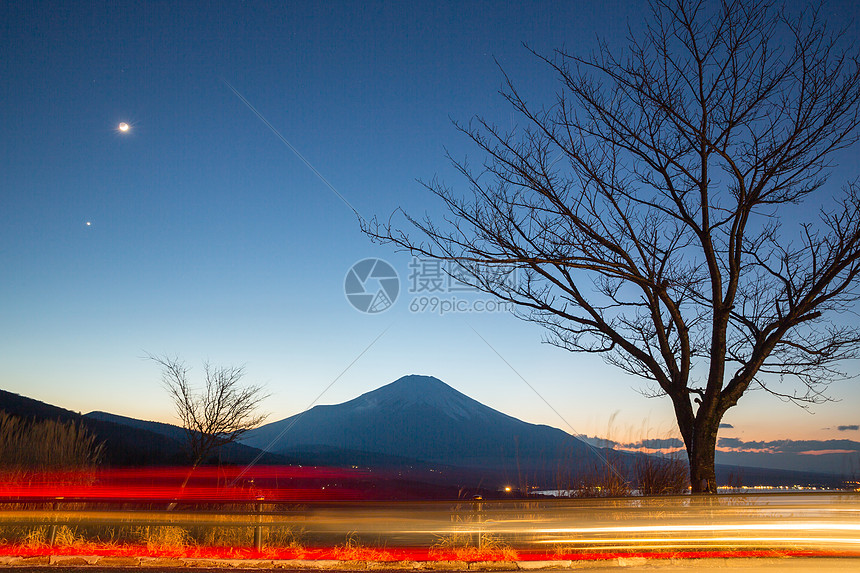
[{"left": 3, "top": 1, "right": 860, "bottom": 449}]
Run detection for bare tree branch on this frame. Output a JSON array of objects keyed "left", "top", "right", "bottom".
[
  {"left": 149, "top": 353, "right": 269, "bottom": 467},
  {"left": 363, "top": 0, "right": 860, "bottom": 493}
]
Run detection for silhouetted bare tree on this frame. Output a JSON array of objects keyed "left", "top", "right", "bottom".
[
  {"left": 151, "top": 354, "right": 268, "bottom": 467},
  {"left": 367, "top": 0, "right": 860, "bottom": 492}
]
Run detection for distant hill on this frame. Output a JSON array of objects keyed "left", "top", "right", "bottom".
[
  {"left": 0, "top": 388, "right": 187, "bottom": 466},
  {"left": 85, "top": 411, "right": 188, "bottom": 443},
  {"left": 0, "top": 389, "right": 285, "bottom": 467},
  {"left": 0, "top": 388, "right": 84, "bottom": 422},
  {"left": 715, "top": 444, "right": 860, "bottom": 476},
  {"left": 84, "top": 410, "right": 290, "bottom": 466}
]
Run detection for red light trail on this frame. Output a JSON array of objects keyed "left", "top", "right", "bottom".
[{"left": 1, "top": 469, "right": 859, "bottom": 564}]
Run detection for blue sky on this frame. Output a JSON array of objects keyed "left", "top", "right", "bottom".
[{"left": 2, "top": 0, "right": 860, "bottom": 447}]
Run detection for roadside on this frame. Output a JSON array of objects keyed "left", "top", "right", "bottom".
[{"left": 3, "top": 556, "right": 860, "bottom": 571}]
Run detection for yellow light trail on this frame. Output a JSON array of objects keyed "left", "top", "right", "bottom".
[{"left": 2, "top": 491, "right": 859, "bottom": 558}]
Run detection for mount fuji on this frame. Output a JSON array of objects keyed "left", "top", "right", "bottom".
[{"left": 240, "top": 375, "right": 593, "bottom": 483}]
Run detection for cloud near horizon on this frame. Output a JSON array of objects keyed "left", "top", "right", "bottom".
[
  {"left": 584, "top": 435, "right": 860, "bottom": 457},
  {"left": 838, "top": 425, "right": 859, "bottom": 431},
  {"left": 582, "top": 436, "right": 686, "bottom": 455},
  {"left": 716, "top": 437, "right": 860, "bottom": 456}
]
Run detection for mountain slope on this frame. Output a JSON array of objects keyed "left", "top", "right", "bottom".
[
  {"left": 1, "top": 388, "right": 187, "bottom": 466},
  {"left": 0, "top": 388, "right": 286, "bottom": 467},
  {"left": 84, "top": 410, "right": 291, "bottom": 465},
  {"left": 242, "top": 375, "right": 593, "bottom": 474},
  {"left": 85, "top": 411, "right": 190, "bottom": 443}
]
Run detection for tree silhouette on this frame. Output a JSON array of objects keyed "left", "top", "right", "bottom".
[
  {"left": 151, "top": 354, "right": 268, "bottom": 468},
  {"left": 367, "top": 0, "right": 860, "bottom": 492}
]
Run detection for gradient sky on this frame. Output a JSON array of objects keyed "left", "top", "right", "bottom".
[{"left": 3, "top": 0, "right": 860, "bottom": 448}]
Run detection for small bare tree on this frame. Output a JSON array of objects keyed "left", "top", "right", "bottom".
[
  {"left": 150, "top": 354, "right": 269, "bottom": 467},
  {"left": 367, "top": 0, "right": 860, "bottom": 493}
]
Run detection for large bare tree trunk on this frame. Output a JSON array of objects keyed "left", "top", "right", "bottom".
[{"left": 689, "top": 424, "right": 719, "bottom": 494}]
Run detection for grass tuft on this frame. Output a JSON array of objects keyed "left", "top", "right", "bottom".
[
  {"left": 0, "top": 411, "right": 103, "bottom": 473},
  {"left": 430, "top": 532, "right": 518, "bottom": 561},
  {"left": 134, "top": 526, "right": 191, "bottom": 550},
  {"left": 331, "top": 533, "right": 394, "bottom": 561}
]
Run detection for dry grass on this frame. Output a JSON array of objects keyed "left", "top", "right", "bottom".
[
  {"left": 557, "top": 416, "right": 691, "bottom": 497},
  {"left": 134, "top": 526, "right": 192, "bottom": 550},
  {"left": 8, "top": 525, "right": 85, "bottom": 548},
  {"left": 635, "top": 453, "right": 689, "bottom": 495},
  {"left": 192, "top": 525, "right": 253, "bottom": 548},
  {"left": 430, "top": 532, "right": 518, "bottom": 561},
  {"left": 266, "top": 525, "right": 305, "bottom": 552},
  {"left": 330, "top": 533, "right": 393, "bottom": 561},
  {"left": 564, "top": 450, "right": 632, "bottom": 498},
  {"left": 0, "top": 521, "right": 312, "bottom": 556},
  {"left": 0, "top": 410, "right": 103, "bottom": 474}
]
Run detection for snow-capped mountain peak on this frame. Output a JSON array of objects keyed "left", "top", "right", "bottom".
[{"left": 347, "top": 375, "right": 490, "bottom": 420}]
